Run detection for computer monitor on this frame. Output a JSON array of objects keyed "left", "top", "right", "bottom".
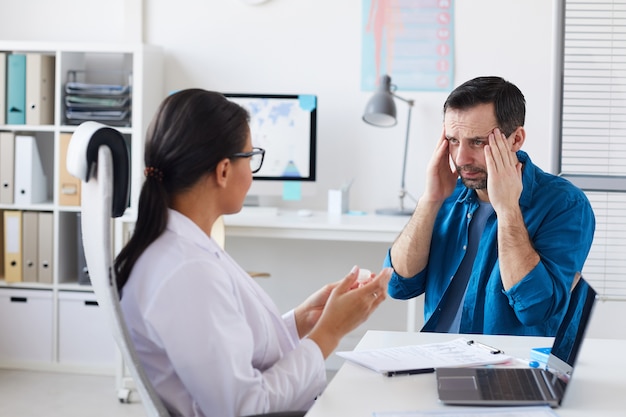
[{"left": 224, "top": 93, "right": 317, "bottom": 193}]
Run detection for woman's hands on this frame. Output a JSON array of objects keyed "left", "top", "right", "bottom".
[
  {"left": 299, "top": 266, "right": 392, "bottom": 358},
  {"left": 294, "top": 281, "right": 338, "bottom": 339}
]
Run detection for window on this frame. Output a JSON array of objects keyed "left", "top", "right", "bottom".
[{"left": 558, "top": 0, "right": 626, "bottom": 300}]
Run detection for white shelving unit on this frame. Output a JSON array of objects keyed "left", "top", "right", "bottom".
[{"left": 0, "top": 41, "right": 163, "bottom": 374}]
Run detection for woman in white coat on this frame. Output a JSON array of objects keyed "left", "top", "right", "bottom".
[{"left": 114, "top": 89, "right": 391, "bottom": 417}]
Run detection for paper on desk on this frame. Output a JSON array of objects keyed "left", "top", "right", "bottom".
[
  {"left": 337, "top": 337, "right": 511, "bottom": 374},
  {"left": 373, "top": 405, "right": 560, "bottom": 417}
]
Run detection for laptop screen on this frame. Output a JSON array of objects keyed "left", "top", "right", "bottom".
[{"left": 546, "top": 278, "right": 597, "bottom": 381}]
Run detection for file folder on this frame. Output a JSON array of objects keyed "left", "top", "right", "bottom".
[
  {"left": 59, "top": 133, "right": 81, "bottom": 206},
  {"left": 0, "top": 209, "right": 4, "bottom": 280},
  {"left": 26, "top": 54, "right": 55, "bottom": 125},
  {"left": 6, "top": 54, "right": 26, "bottom": 125},
  {"left": 22, "top": 211, "right": 38, "bottom": 282},
  {"left": 4, "top": 210, "right": 22, "bottom": 283},
  {"left": 14, "top": 135, "right": 48, "bottom": 205},
  {"left": 37, "top": 212, "right": 53, "bottom": 284},
  {"left": 0, "top": 52, "right": 6, "bottom": 125},
  {"left": 76, "top": 213, "right": 90, "bottom": 285},
  {"left": 0, "top": 132, "right": 15, "bottom": 204}
]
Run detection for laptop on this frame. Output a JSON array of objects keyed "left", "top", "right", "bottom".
[{"left": 436, "top": 277, "right": 597, "bottom": 407}]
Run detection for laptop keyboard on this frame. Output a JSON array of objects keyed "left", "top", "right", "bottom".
[{"left": 476, "top": 368, "right": 545, "bottom": 401}]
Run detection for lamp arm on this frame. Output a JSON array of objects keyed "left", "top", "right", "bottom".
[
  {"left": 398, "top": 99, "right": 413, "bottom": 211},
  {"left": 392, "top": 93, "right": 414, "bottom": 107}
]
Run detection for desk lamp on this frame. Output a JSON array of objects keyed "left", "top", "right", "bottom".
[{"left": 363, "top": 74, "right": 415, "bottom": 215}]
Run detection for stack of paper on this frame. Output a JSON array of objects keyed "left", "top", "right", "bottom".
[
  {"left": 64, "top": 71, "right": 131, "bottom": 126},
  {"left": 337, "top": 337, "right": 511, "bottom": 376}
]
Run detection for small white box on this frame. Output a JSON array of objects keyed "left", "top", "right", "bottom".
[
  {"left": 328, "top": 189, "right": 349, "bottom": 215},
  {"left": 58, "top": 291, "right": 116, "bottom": 367},
  {"left": 0, "top": 288, "right": 53, "bottom": 362}
]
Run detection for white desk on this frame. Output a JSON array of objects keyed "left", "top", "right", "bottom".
[
  {"left": 306, "top": 331, "right": 626, "bottom": 417},
  {"left": 224, "top": 209, "right": 421, "bottom": 333},
  {"left": 224, "top": 208, "right": 408, "bottom": 242}
]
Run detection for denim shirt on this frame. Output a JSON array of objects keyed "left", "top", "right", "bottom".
[{"left": 384, "top": 151, "right": 595, "bottom": 336}]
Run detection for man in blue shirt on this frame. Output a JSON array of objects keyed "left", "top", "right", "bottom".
[{"left": 384, "top": 76, "right": 595, "bottom": 336}]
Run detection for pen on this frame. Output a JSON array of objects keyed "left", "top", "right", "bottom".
[
  {"left": 385, "top": 368, "right": 435, "bottom": 377},
  {"left": 467, "top": 340, "right": 504, "bottom": 355}
]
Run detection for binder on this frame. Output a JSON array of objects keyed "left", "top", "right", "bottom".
[
  {"left": 0, "top": 132, "right": 15, "bottom": 204},
  {"left": 0, "top": 52, "right": 6, "bottom": 125},
  {"left": 76, "top": 213, "right": 90, "bottom": 285},
  {"left": 0, "top": 209, "right": 4, "bottom": 280},
  {"left": 26, "top": 54, "right": 55, "bottom": 125},
  {"left": 37, "top": 212, "right": 53, "bottom": 284},
  {"left": 22, "top": 211, "right": 38, "bottom": 282},
  {"left": 14, "top": 135, "right": 48, "bottom": 205},
  {"left": 3, "top": 210, "right": 22, "bottom": 283},
  {"left": 58, "top": 133, "right": 81, "bottom": 206},
  {"left": 6, "top": 54, "right": 26, "bottom": 125}
]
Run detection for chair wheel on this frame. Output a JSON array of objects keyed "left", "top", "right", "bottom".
[{"left": 118, "top": 388, "right": 132, "bottom": 403}]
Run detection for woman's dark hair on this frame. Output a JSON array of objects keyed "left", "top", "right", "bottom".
[
  {"left": 114, "top": 89, "right": 249, "bottom": 295},
  {"left": 443, "top": 76, "right": 526, "bottom": 137}
]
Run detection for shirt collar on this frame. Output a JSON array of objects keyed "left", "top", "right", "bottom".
[
  {"left": 166, "top": 208, "right": 219, "bottom": 253},
  {"left": 515, "top": 150, "right": 535, "bottom": 208}
]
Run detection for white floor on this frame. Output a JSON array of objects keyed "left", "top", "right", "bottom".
[
  {"left": 0, "top": 368, "right": 338, "bottom": 417},
  {"left": 0, "top": 369, "right": 145, "bottom": 417}
]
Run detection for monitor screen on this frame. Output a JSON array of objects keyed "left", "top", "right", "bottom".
[{"left": 224, "top": 93, "right": 317, "bottom": 182}]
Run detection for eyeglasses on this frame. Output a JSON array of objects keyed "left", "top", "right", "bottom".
[{"left": 230, "top": 147, "right": 265, "bottom": 173}]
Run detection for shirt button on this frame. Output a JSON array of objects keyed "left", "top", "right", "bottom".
[
  {"left": 467, "top": 213, "right": 472, "bottom": 219},
  {"left": 463, "top": 245, "right": 467, "bottom": 250}
]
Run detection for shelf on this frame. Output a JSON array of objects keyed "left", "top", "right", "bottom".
[{"left": 0, "top": 41, "right": 163, "bottom": 373}]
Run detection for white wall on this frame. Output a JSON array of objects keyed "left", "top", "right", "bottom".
[
  {"left": 6, "top": 0, "right": 618, "bottom": 353},
  {"left": 0, "top": 0, "right": 556, "bottom": 213}
]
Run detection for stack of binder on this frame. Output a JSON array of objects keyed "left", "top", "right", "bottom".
[
  {"left": 1, "top": 52, "right": 55, "bottom": 125},
  {"left": 0, "top": 133, "right": 48, "bottom": 206},
  {"left": 64, "top": 70, "right": 131, "bottom": 126},
  {"left": 3, "top": 210, "right": 53, "bottom": 284}
]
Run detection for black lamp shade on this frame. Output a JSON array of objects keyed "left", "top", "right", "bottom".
[{"left": 362, "top": 74, "right": 398, "bottom": 127}]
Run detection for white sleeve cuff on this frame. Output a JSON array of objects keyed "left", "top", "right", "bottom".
[{"left": 282, "top": 309, "right": 301, "bottom": 342}]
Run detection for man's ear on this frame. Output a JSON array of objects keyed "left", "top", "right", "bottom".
[
  {"left": 214, "top": 158, "right": 231, "bottom": 188},
  {"left": 510, "top": 126, "right": 526, "bottom": 152}
]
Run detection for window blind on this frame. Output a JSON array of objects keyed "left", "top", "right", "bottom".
[{"left": 559, "top": 0, "right": 626, "bottom": 300}]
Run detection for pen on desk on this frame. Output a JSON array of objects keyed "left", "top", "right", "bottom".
[
  {"left": 467, "top": 340, "right": 504, "bottom": 355},
  {"left": 385, "top": 368, "right": 435, "bottom": 377},
  {"left": 341, "top": 178, "right": 354, "bottom": 193}
]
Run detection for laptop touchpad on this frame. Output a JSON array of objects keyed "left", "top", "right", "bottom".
[{"left": 439, "top": 376, "right": 477, "bottom": 391}]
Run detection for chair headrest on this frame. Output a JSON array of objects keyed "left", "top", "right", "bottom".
[{"left": 66, "top": 121, "right": 130, "bottom": 218}]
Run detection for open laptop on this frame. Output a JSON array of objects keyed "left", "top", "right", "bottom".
[{"left": 436, "top": 277, "right": 597, "bottom": 407}]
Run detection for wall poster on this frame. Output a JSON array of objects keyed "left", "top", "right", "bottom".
[{"left": 361, "top": 0, "right": 454, "bottom": 92}]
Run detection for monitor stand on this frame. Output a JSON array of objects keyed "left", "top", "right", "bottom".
[
  {"left": 241, "top": 195, "right": 279, "bottom": 216},
  {"left": 244, "top": 194, "right": 260, "bottom": 207}
]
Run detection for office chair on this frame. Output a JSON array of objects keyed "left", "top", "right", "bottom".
[
  {"left": 67, "top": 121, "right": 305, "bottom": 417},
  {"left": 67, "top": 121, "right": 170, "bottom": 416}
]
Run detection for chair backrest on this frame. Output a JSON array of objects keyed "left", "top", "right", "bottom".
[{"left": 66, "top": 121, "right": 170, "bottom": 417}]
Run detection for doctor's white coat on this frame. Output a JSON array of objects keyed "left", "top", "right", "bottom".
[{"left": 120, "top": 209, "right": 327, "bottom": 416}]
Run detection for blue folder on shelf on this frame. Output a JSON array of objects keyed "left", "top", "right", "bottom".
[{"left": 6, "top": 54, "right": 26, "bottom": 125}]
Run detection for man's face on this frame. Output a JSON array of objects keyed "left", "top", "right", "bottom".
[{"left": 443, "top": 103, "right": 499, "bottom": 190}]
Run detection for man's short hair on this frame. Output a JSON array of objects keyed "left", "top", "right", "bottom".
[{"left": 443, "top": 76, "right": 526, "bottom": 137}]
